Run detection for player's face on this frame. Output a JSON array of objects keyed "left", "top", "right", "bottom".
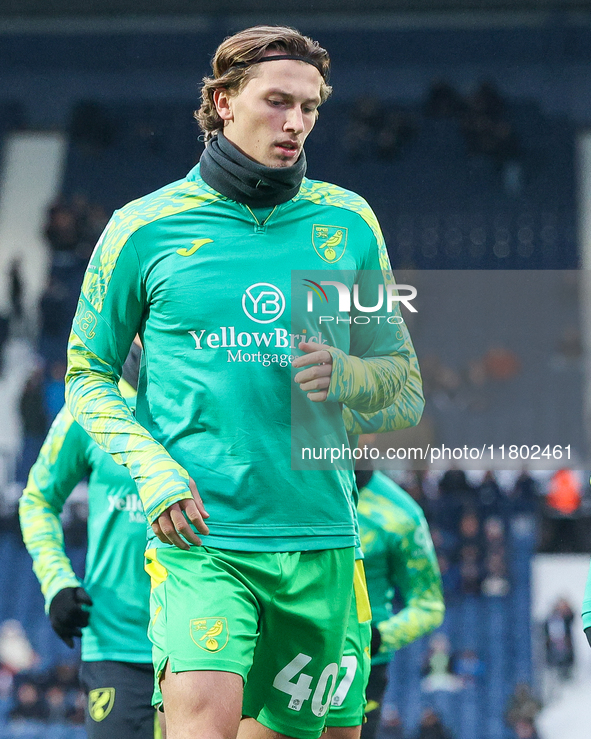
[{"left": 216, "top": 58, "right": 323, "bottom": 168}]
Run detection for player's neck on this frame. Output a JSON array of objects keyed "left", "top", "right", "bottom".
[{"left": 199, "top": 132, "right": 306, "bottom": 207}]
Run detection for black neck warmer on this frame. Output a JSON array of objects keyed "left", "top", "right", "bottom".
[{"left": 199, "top": 132, "right": 306, "bottom": 207}]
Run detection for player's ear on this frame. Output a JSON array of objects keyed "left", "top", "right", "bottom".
[{"left": 213, "top": 89, "right": 234, "bottom": 122}]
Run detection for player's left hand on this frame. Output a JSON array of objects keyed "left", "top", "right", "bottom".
[
  {"left": 293, "top": 341, "right": 333, "bottom": 402},
  {"left": 49, "top": 587, "right": 93, "bottom": 648}
]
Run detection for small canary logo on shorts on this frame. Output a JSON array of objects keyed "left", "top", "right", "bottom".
[
  {"left": 88, "top": 688, "right": 115, "bottom": 722},
  {"left": 190, "top": 617, "right": 229, "bottom": 652}
]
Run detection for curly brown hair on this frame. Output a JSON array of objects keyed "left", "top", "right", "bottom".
[{"left": 195, "top": 25, "right": 332, "bottom": 143}]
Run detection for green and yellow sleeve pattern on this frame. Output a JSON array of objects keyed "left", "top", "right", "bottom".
[
  {"left": 327, "top": 347, "right": 410, "bottom": 413},
  {"left": 19, "top": 407, "right": 87, "bottom": 611},
  {"left": 66, "top": 332, "right": 192, "bottom": 523},
  {"left": 378, "top": 513, "right": 444, "bottom": 651},
  {"left": 342, "top": 349, "right": 424, "bottom": 433}
]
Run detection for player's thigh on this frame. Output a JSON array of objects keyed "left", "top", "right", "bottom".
[
  {"left": 160, "top": 663, "right": 243, "bottom": 739},
  {"left": 146, "top": 547, "right": 261, "bottom": 686},
  {"left": 326, "top": 564, "right": 372, "bottom": 733},
  {"left": 243, "top": 547, "right": 355, "bottom": 739},
  {"left": 239, "top": 716, "right": 317, "bottom": 739},
  {"left": 79, "top": 660, "right": 156, "bottom": 739}
]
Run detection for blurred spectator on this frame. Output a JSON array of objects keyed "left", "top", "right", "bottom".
[
  {"left": 376, "top": 110, "right": 418, "bottom": 160},
  {"left": 483, "top": 516, "right": 506, "bottom": 554},
  {"left": 44, "top": 662, "right": 80, "bottom": 694},
  {"left": 412, "top": 707, "right": 454, "bottom": 739},
  {"left": 44, "top": 200, "right": 81, "bottom": 266},
  {"left": 344, "top": 96, "right": 382, "bottom": 161},
  {"left": 481, "top": 552, "right": 510, "bottom": 597},
  {"left": 436, "top": 552, "right": 461, "bottom": 599},
  {"left": 345, "top": 97, "right": 417, "bottom": 161},
  {"left": 482, "top": 347, "right": 521, "bottom": 382},
  {"left": 44, "top": 360, "right": 66, "bottom": 423},
  {"left": 421, "top": 633, "right": 462, "bottom": 692},
  {"left": 16, "top": 367, "right": 48, "bottom": 484},
  {"left": 461, "top": 81, "right": 522, "bottom": 194},
  {"left": 0, "top": 621, "right": 38, "bottom": 675},
  {"left": 546, "top": 470, "right": 581, "bottom": 516},
  {"left": 8, "top": 681, "right": 49, "bottom": 723},
  {"left": 504, "top": 683, "right": 542, "bottom": 731},
  {"left": 454, "top": 648, "right": 485, "bottom": 687},
  {"left": 458, "top": 510, "right": 481, "bottom": 547},
  {"left": 424, "top": 80, "right": 466, "bottom": 118},
  {"left": 477, "top": 471, "right": 507, "bottom": 519},
  {"left": 381, "top": 705, "right": 405, "bottom": 739},
  {"left": 68, "top": 688, "right": 86, "bottom": 725},
  {"left": 45, "top": 684, "right": 69, "bottom": 724},
  {"left": 511, "top": 719, "right": 540, "bottom": 739},
  {"left": 0, "top": 309, "right": 9, "bottom": 377},
  {"left": 44, "top": 195, "right": 107, "bottom": 269},
  {"left": 509, "top": 472, "right": 540, "bottom": 516},
  {"left": 459, "top": 544, "right": 482, "bottom": 596},
  {"left": 544, "top": 598, "right": 575, "bottom": 680},
  {"left": 543, "top": 469, "right": 582, "bottom": 552},
  {"left": 434, "top": 470, "right": 473, "bottom": 536}
]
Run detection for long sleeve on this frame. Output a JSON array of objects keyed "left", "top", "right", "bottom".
[
  {"left": 19, "top": 407, "right": 90, "bottom": 611},
  {"left": 65, "top": 221, "right": 192, "bottom": 524},
  {"left": 342, "top": 349, "right": 424, "bottom": 433},
  {"left": 378, "top": 513, "right": 445, "bottom": 651},
  {"left": 326, "top": 208, "right": 417, "bottom": 414}
]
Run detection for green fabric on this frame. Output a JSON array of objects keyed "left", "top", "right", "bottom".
[
  {"left": 147, "top": 545, "right": 354, "bottom": 739},
  {"left": 19, "top": 390, "right": 152, "bottom": 663},
  {"left": 324, "top": 586, "right": 372, "bottom": 726},
  {"left": 66, "top": 164, "right": 421, "bottom": 552},
  {"left": 582, "top": 558, "right": 591, "bottom": 630},
  {"left": 359, "top": 472, "right": 445, "bottom": 664}
]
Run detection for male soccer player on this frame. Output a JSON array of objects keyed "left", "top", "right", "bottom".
[
  {"left": 19, "top": 343, "right": 161, "bottom": 739},
  {"left": 326, "top": 470, "right": 444, "bottom": 739},
  {"left": 65, "top": 25, "right": 422, "bottom": 739}
]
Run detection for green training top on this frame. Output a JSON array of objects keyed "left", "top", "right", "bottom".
[
  {"left": 582, "top": 559, "right": 591, "bottom": 631},
  {"left": 359, "top": 471, "right": 445, "bottom": 664},
  {"left": 66, "top": 164, "right": 421, "bottom": 552},
  {"left": 19, "top": 383, "right": 151, "bottom": 663}
]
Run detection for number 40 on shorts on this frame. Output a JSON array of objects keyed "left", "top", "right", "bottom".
[{"left": 273, "top": 653, "right": 357, "bottom": 717}]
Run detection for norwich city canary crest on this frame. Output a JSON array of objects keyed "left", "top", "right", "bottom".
[
  {"left": 312, "top": 225, "right": 348, "bottom": 263},
  {"left": 190, "top": 617, "right": 229, "bottom": 652},
  {"left": 88, "top": 688, "right": 115, "bottom": 722}
]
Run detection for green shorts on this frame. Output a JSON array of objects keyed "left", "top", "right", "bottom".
[
  {"left": 325, "top": 560, "right": 373, "bottom": 728},
  {"left": 145, "top": 545, "right": 355, "bottom": 739}
]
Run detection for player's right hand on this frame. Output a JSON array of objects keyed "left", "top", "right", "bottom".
[
  {"left": 49, "top": 587, "right": 93, "bottom": 648},
  {"left": 151, "top": 477, "right": 210, "bottom": 550}
]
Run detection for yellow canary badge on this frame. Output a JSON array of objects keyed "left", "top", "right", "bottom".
[
  {"left": 88, "top": 688, "right": 115, "bottom": 722},
  {"left": 312, "top": 225, "right": 348, "bottom": 263},
  {"left": 190, "top": 617, "right": 229, "bottom": 652}
]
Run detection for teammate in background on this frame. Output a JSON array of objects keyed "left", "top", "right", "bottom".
[
  {"left": 65, "top": 25, "right": 422, "bottom": 739},
  {"left": 326, "top": 470, "right": 444, "bottom": 739},
  {"left": 19, "top": 342, "right": 161, "bottom": 739}
]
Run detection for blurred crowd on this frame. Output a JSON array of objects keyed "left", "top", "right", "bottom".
[
  {"left": 0, "top": 619, "right": 84, "bottom": 736},
  {"left": 344, "top": 80, "right": 523, "bottom": 193}
]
